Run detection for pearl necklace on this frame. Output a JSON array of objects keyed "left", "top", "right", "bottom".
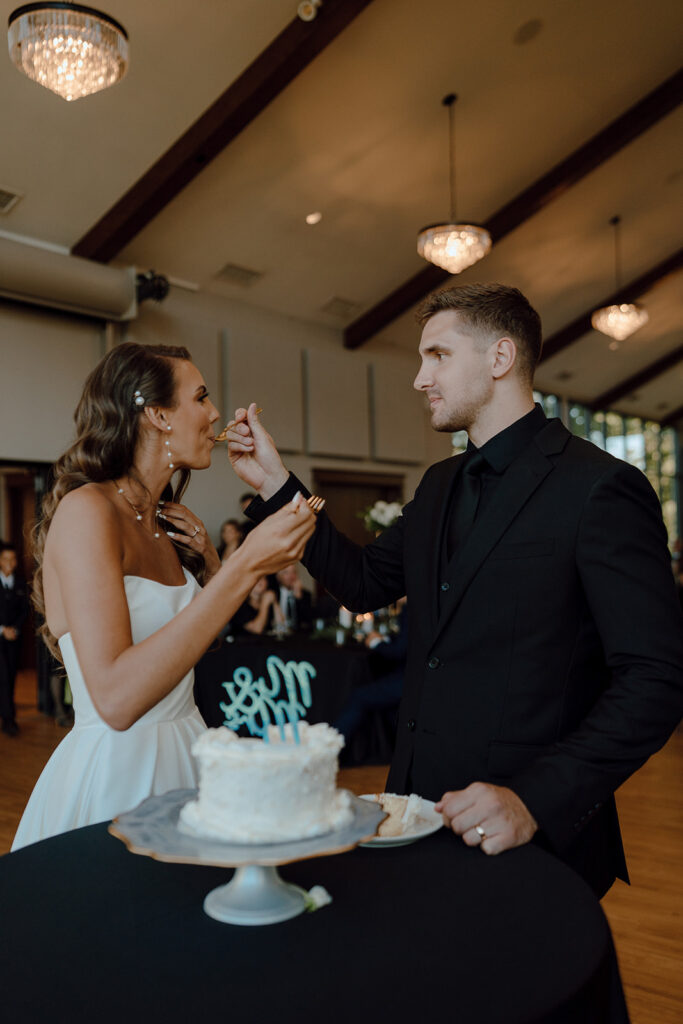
[{"left": 115, "top": 482, "right": 161, "bottom": 539}]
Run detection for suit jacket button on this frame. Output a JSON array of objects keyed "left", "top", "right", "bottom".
[
  {"left": 407, "top": 718, "right": 416, "bottom": 731},
  {"left": 428, "top": 656, "right": 441, "bottom": 669},
  {"left": 440, "top": 582, "right": 450, "bottom": 592}
]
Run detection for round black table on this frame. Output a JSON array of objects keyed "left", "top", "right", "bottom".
[{"left": 0, "top": 823, "right": 629, "bottom": 1023}]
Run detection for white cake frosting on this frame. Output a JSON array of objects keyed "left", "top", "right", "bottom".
[{"left": 179, "top": 721, "right": 353, "bottom": 843}]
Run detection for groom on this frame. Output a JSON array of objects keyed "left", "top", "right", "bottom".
[{"left": 228, "top": 283, "right": 683, "bottom": 896}]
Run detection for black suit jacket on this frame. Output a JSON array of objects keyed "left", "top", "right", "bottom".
[
  {"left": 0, "top": 574, "right": 29, "bottom": 632},
  {"left": 250, "top": 418, "right": 683, "bottom": 893}
]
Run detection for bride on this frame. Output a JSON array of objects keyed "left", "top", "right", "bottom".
[{"left": 11, "top": 342, "right": 314, "bottom": 850}]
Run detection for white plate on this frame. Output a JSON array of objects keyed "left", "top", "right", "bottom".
[{"left": 359, "top": 793, "right": 443, "bottom": 847}]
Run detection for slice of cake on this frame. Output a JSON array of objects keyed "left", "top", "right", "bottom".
[
  {"left": 375, "top": 793, "right": 423, "bottom": 837},
  {"left": 179, "top": 722, "right": 353, "bottom": 843}
]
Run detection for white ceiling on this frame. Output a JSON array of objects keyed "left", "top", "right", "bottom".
[{"left": 1, "top": 0, "right": 682, "bottom": 421}]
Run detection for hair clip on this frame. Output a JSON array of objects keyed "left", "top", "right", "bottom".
[{"left": 134, "top": 390, "right": 145, "bottom": 407}]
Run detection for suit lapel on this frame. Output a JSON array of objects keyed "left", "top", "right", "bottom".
[{"left": 432, "top": 420, "right": 568, "bottom": 644}]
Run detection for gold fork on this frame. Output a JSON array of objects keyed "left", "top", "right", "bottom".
[
  {"left": 306, "top": 495, "right": 326, "bottom": 514},
  {"left": 214, "top": 408, "right": 264, "bottom": 443}
]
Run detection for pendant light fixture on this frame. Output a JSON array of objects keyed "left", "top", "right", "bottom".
[
  {"left": 591, "top": 215, "right": 649, "bottom": 342},
  {"left": 8, "top": 3, "right": 128, "bottom": 102},
  {"left": 417, "top": 93, "right": 491, "bottom": 275}
]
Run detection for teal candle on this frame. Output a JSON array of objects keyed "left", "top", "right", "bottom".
[
  {"left": 273, "top": 706, "right": 286, "bottom": 742},
  {"left": 286, "top": 706, "right": 301, "bottom": 745}
]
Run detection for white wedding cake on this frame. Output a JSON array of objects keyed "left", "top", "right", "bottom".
[{"left": 179, "top": 721, "right": 353, "bottom": 843}]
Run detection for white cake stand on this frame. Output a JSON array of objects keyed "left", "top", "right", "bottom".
[{"left": 109, "top": 789, "right": 386, "bottom": 926}]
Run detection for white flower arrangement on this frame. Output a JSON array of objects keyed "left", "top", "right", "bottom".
[{"left": 361, "top": 499, "right": 403, "bottom": 534}]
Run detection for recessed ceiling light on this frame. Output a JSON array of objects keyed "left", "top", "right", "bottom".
[
  {"left": 513, "top": 19, "right": 543, "bottom": 45},
  {"left": 305, "top": 211, "right": 322, "bottom": 225}
]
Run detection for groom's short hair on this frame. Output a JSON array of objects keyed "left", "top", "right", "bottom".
[{"left": 416, "top": 283, "right": 543, "bottom": 384}]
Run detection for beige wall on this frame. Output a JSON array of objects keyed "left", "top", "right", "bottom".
[
  {"left": 1, "top": 287, "right": 452, "bottom": 547},
  {"left": 0, "top": 302, "right": 104, "bottom": 463}
]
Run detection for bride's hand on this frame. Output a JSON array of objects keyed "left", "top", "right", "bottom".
[
  {"left": 159, "top": 502, "right": 221, "bottom": 579},
  {"left": 226, "top": 404, "right": 288, "bottom": 499},
  {"left": 239, "top": 493, "right": 315, "bottom": 575}
]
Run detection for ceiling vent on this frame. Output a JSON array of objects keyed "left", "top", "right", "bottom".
[
  {"left": 214, "top": 262, "right": 263, "bottom": 287},
  {"left": 0, "top": 187, "right": 23, "bottom": 215},
  {"left": 320, "top": 296, "right": 362, "bottom": 320}
]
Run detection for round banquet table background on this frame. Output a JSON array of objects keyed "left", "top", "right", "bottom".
[
  {"left": 193, "top": 636, "right": 397, "bottom": 765},
  {"left": 0, "top": 824, "right": 629, "bottom": 1023}
]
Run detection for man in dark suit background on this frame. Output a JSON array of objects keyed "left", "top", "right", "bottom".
[
  {"left": 227, "top": 283, "right": 683, "bottom": 896},
  {"left": 275, "top": 564, "right": 313, "bottom": 632},
  {"left": 0, "top": 542, "right": 29, "bottom": 737}
]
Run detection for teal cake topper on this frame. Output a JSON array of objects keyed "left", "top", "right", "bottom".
[{"left": 219, "top": 655, "right": 316, "bottom": 743}]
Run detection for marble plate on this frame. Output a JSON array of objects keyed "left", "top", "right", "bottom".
[{"left": 109, "top": 788, "right": 387, "bottom": 868}]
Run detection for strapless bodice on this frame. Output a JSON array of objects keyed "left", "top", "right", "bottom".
[{"left": 58, "top": 569, "right": 201, "bottom": 729}]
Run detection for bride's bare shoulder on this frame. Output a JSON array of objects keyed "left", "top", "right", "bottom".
[{"left": 50, "top": 483, "right": 119, "bottom": 538}]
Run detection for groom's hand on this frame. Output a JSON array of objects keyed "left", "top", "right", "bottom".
[
  {"left": 227, "top": 403, "right": 289, "bottom": 499},
  {"left": 435, "top": 782, "right": 538, "bottom": 855}
]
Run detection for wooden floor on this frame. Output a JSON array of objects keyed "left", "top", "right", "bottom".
[{"left": 1, "top": 670, "right": 681, "bottom": 1023}]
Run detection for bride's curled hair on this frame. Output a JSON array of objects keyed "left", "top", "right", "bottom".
[{"left": 33, "top": 342, "right": 207, "bottom": 659}]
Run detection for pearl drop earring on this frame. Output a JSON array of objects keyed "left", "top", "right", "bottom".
[{"left": 165, "top": 426, "right": 174, "bottom": 470}]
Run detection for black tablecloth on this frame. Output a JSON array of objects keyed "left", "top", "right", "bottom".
[
  {"left": 0, "top": 824, "right": 629, "bottom": 1023},
  {"left": 194, "top": 636, "right": 396, "bottom": 764}
]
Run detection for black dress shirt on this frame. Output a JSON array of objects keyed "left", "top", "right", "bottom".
[{"left": 441, "top": 403, "right": 547, "bottom": 572}]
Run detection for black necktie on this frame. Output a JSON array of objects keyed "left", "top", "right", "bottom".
[{"left": 447, "top": 452, "right": 486, "bottom": 560}]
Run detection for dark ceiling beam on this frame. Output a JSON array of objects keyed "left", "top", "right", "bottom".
[
  {"left": 540, "top": 248, "right": 683, "bottom": 362},
  {"left": 590, "top": 344, "right": 683, "bottom": 409},
  {"left": 72, "top": 0, "right": 376, "bottom": 263},
  {"left": 659, "top": 404, "right": 683, "bottom": 429},
  {"left": 344, "top": 68, "right": 683, "bottom": 349}
]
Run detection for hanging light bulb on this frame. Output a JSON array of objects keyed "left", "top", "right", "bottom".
[
  {"left": 417, "top": 94, "right": 491, "bottom": 275},
  {"left": 591, "top": 216, "right": 649, "bottom": 342},
  {"left": 8, "top": 4, "right": 129, "bottom": 102}
]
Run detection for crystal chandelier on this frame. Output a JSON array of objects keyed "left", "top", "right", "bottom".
[
  {"left": 591, "top": 216, "right": 648, "bottom": 342},
  {"left": 8, "top": 3, "right": 129, "bottom": 102},
  {"left": 417, "top": 94, "right": 491, "bottom": 275}
]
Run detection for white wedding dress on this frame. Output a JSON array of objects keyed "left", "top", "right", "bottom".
[{"left": 12, "top": 570, "right": 206, "bottom": 851}]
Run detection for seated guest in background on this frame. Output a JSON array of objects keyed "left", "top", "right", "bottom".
[
  {"left": 276, "top": 564, "right": 313, "bottom": 632},
  {"left": 239, "top": 491, "right": 256, "bottom": 537},
  {"left": 216, "top": 518, "right": 243, "bottom": 562},
  {"left": 231, "top": 575, "right": 285, "bottom": 636},
  {"left": 334, "top": 599, "right": 408, "bottom": 746},
  {"left": 0, "top": 542, "right": 29, "bottom": 737}
]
